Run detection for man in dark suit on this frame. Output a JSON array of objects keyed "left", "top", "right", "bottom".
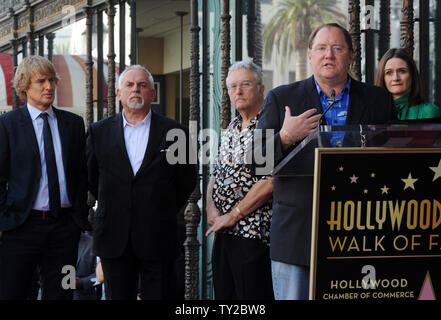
[
  {"left": 0, "top": 55, "right": 89, "bottom": 300},
  {"left": 87, "top": 65, "right": 197, "bottom": 300},
  {"left": 256, "top": 23, "right": 397, "bottom": 300}
]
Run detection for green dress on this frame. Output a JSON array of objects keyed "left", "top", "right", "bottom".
[{"left": 394, "top": 94, "right": 441, "bottom": 120}]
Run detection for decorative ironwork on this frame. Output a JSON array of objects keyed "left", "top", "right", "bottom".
[
  {"left": 118, "top": 0, "right": 125, "bottom": 114},
  {"left": 45, "top": 32, "right": 54, "bottom": 61},
  {"left": 26, "top": 0, "right": 35, "bottom": 56},
  {"left": 435, "top": 0, "right": 441, "bottom": 107},
  {"left": 10, "top": 38, "right": 19, "bottom": 109},
  {"left": 97, "top": 9, "right": 104, "bottom": 120},
  {"left": 85, "top": 3, "right": 94, "bottom": 128},
  {"left": 418, "top": 0, "right": 429, "bottom": 101},
  {"left": 184, "top": 180, "right": 201, "bottom": 300},
  {"left": 129, "top": 0, "right": 136, "bottom": 65},
  {"left": 220, "top": 0, "right": 231, "bottom": 130},
  {"left": 400, "top": 0, "right": 414, "bottom": 57},
  {"left": 21, "top": 38, "right": 28, "bottom": 57},
  {"left": 38, "top": 34, "right": 44, "bottom": 56},
  {"left": 106, "top": 0, "right": 116, "bottom": 117},
  {"left": 364, "top": 0, "right": 375, "bottom": 84},
  {"left": 84, "top": 0, "right": 96, "bottom": 248},
  {"left": 253, "top": 0, "right": 263, "bottom": 68},
  {"left": 8, "top": 7, "right": 19, "bottom": 109},
  {"left": 0, "top": 0, "right": 26, "bottom": 18},
  {"left": 247, "top": 0, "right": 256, "bottom": 61},
  {"left": 0, "top": 0, "right": 95, "bottom": 48},
  {"left": 200, "top": 0, "right": 212, "bottom": 300},
  {"left": 348, "top": 0, "right": 361, "bottom": 80},
  {"left": 0, "top": 20, "right": 13, "bottom": 44},
  {"left": 16, "top": 12, "right": 30, "bottom": 40},
  {"left": 378, "top": 0, "right": 390, "bottom": 60},
  {"left": 184, "top": 0, "right": 201, "bottom": 300}
]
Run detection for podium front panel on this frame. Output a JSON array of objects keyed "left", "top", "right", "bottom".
[{"left": 310, "top": 148, "right": 441, "bottom": 301}]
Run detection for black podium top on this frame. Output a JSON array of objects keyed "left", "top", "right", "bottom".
[{"left": 271, "top": 123, "right": 441, "bottom": 177}]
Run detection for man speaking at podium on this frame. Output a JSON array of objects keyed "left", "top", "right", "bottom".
[{"left": 256, "top": 23, "right": 397, "bottom": 300}]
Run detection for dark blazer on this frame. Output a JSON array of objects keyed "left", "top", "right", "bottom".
[
  {"left": 257, "top": 75, "right": 397, "bottom": 266},
  {"left": 0, "top": 106, "right": 90, "bottom": 232},
  {"left": 86, "top": 111, "right": 197, "bottom": 261}
]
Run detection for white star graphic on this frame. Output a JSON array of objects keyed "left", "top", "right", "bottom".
[
  {"left": 401, "top": 173, "right": 418, "bottom": 190},
  {"left": 363, "top": 189, "right": 368, "bottom": 194},
  {"left": 349, "top": 174, "right": 358, "bottom": 184},
  {"left": 380, "top": 185, "right": 389, "bottom": 194},
  {"left": 370, "top": 173, "right": 376, "bottom": 178},
  {"left": 339, "top": 166, "right": 344, "bottom": 172},
  {"left": 429, "top": 159, "right": 441, "bottom": 182},
  {"left": 331, "top": 185, "right": 336, "bottom": 191}
]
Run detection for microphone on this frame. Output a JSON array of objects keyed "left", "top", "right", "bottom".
[{"left": 319, "top": 89, "right": 337, "bottom": 125}]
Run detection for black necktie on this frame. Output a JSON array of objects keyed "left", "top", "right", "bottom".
[{"left": 41, "top": 112, "right": 60, "bottom": 215}]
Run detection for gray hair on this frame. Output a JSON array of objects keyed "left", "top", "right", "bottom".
[
  {"left": 117, "top": 64, "right": 154, "bottom": 89},
  {"left": 226, "top": 58, "right": 263, "bottom": 87}
]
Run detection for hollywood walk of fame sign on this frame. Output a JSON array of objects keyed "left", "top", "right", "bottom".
[{"left": 310, "top": 148, "right": 441, "bottom": 300}]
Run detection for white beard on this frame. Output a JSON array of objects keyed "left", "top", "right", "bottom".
[{"left": 127, "top": 93, "right": 144, "bottom": 110}]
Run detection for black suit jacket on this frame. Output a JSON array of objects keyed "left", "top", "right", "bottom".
[
  {"left": 256, "top": 75, "right": 397, "bottom": 266},
  {"left": 86, "top": 111, "right": 197, "bottom": 261},
  {"left": 0, "top": 106, "right": 90, "bottom": 232}
]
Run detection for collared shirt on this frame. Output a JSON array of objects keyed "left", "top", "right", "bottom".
[
  {"left": 315, "top": 76, "right": 351, "bottom": 146},
  {"left": 27, "top": 104, "right": 71, "bottom": 211},
  {"left": 122, "top": 109, "right": 152, "bottom": 175},
  {"left": 315, "top": 76, "right": 351, "bottom": 126},
  {"left": 212, "top": 114, "right": 272, "bottom": 245}
]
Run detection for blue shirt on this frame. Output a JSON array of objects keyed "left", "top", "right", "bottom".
[
  {"left": 314, "top": 76, "right": 351, "bottom": 126},
  {"left": 314, "top": 77, "right": 351, "bottom": 147},
  {"left": 27, "top": 104, "right": 71, "bottom": 211}
]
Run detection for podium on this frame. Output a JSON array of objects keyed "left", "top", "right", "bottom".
[{"left": 276, "top": 124, "right": 441, "bottom": 301}]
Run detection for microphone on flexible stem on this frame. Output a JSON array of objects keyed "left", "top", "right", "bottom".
[{"left": 319, "top": 88, "right": 337, "bottom": 125}]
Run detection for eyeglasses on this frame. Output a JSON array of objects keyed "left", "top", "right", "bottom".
[
  {"left": 312, "top": 45, "right": 347, "bottom": 55},
  {"left": 227, "top": 81, "right": 257, "bottom": 92}
]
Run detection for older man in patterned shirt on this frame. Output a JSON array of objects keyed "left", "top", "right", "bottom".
[{"left": 205, "top": 59, "right": 274, "bottom": 300}]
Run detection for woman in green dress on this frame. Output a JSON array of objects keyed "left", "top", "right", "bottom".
[{"left": 375, "top": 48, "right": 440, "bottom": 120}]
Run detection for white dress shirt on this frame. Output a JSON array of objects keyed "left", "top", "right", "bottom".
[
  {"left": 122, "top": 109, "right": 152, "bottom": 175},
  {"left": 27, "top": 104, "right": 71, "bottom": 210}
]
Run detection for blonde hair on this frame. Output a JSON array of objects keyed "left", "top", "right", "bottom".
[{"left": 13, "top": 55, "right": 59, "bottom": 102}]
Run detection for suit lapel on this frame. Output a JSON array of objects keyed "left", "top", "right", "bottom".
[
  {"left": 18, "top": 106, "right": 40, "bottom": 158},
  {"left": 303, "top": 75, "right": 365, "bottom": 125},
  {"left": 304, "top": 76, "right": 323, "bottom": 113},
  {"left": 114, "top": 113, "right": 135, "bottom": 178},
  {"left": 135, "top": 111, "right": 165, "bottom": 177}
]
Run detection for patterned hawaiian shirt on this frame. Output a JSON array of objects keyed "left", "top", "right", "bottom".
[{"left": 211, "top": 114, "right": 272, "bottom": 245}]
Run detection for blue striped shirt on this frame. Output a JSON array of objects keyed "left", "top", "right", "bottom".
[
  {"left": 314, "top": 77, "right": 351, "bottom": 147},
  {"left": 314, "top": 76, "right": 351, "bottom": 126}
]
